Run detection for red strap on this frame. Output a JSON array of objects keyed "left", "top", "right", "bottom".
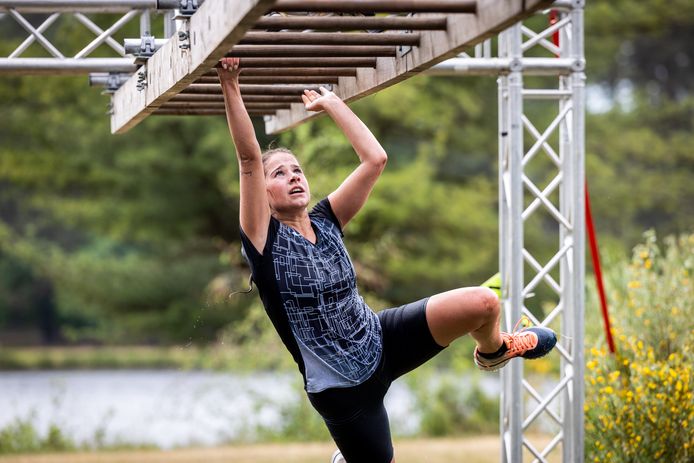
[{"left": 585, "top": 181, "right": 617, "bottom": 354}]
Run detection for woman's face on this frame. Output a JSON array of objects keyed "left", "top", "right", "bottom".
[{"left": 264, "top": 152, "right": 311, "bottom": 213}]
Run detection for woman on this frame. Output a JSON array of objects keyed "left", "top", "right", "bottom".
[{"left": 218, "top": 57, "right": 557, "bottom": 463}]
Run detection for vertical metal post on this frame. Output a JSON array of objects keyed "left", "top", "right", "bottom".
[
  {"left": 568, "top": 2, "right": 586, "bottom": 461},
  {"left": 497, "top": 3, "right": 585, "bottom": 462},
  {"left": 499, "top": 22, "right": 524, "bottom": 463}
]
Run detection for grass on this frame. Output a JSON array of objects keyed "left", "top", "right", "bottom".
[
  {"left": 0, "top": 436, "right": 559, "bottom": 463},
  {"left": 0, "top": 345, "right": 265, "bottom": 371}
]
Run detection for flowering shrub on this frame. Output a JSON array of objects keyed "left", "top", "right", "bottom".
[{"left": 585, "top": 232, "right": 693, "bottom": 462}]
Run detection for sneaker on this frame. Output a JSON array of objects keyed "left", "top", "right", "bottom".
[
  {"left": 331, "top": 449, "right": 346, "bottom": 463},
  {"left": 474, "top": 320, "right": 557, "bottom": 371},
  {"left": 481, "top": 272, "right": 502, "bottom": 298}
]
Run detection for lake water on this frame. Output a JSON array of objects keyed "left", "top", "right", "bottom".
[{"left": 0, "top": 370, "right": 425, "bottom": 448}]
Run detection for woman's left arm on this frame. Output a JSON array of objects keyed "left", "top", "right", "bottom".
[{"left": 302, "top": 87, "right": 388, "bottom": 229}]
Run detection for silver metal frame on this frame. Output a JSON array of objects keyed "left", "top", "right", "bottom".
[
  {"left": 432, "top": 2, "right": 585, "bottom": 461},
  {"left": 0, "top": 0, "right": 183, "bottom": 74},
  {"left": 500, "top": 4, "right": 585, "bottom": 461}
]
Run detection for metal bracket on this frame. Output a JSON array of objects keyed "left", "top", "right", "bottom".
[
  {"left": 136, "top": 69, "right": 147, "bottom": 91},
  {"left": 175, "top": 0, "right": 199, "bottom": 18},
  {"left": 88, "top": 72, "right": 130, "bottom": 94},
  {"left": 178, "top": 31, "right": 190, "bottom": 50}
]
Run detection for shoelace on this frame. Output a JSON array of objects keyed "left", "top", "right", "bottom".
[{"left": 502, "top": 317, "right": 537, "bottom": 354}]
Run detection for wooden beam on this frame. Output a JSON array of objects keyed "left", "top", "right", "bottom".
[
  {"left": 228, "top": 45, "right": 397, "bottom": 57},
  {"left": 252, "top": 15, "right": 448, "bottom": 31},
  {"left": 171, "top": 94, "right": 302, "bottom": 103},
  {"left": 153, "top": 109, "right": 272, "bottom": 116},
  {"left": 239, "top": 32, "right": 421, "bottom": 46},
  {"left": 270, "top": 0, "right": 477, "bottom": 13},
  {"left": 196, "top": 75, "right": 341, "bottom": 84},
  {"left": 182, "top": 84, "right": 321, "bottom": 95},
  {"left": 230, "top": 57, "right": 377, "bottom": 67},
  {"left": 202, "top": 67, "right": 358, "bottom": 76},
  {"left": 110, "top": 0, "right": 277, "bottom": 133},
  {"left": 161, "top": 102, "right": 292, "bottom": 109},
  {"left": 266, "top": 0, "right": 554, "bottom": 134}
]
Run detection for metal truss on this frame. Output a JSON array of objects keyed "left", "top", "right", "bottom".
[
  {"left": 435, "top": 1, "right": 586, "bottom": 462},
  {"left": 0, "top": 0, "right": 186, "bottom": 75}
]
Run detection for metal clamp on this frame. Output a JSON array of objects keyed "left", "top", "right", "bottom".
[
  {"left": 136, "top": 69, "right": 147, "bottom": 91},
  {"left": 176, "top": 0, "right": 199, "bottom": 18},
  {"left": 178, "top": 31, "right": 190, "bottom": 50}
]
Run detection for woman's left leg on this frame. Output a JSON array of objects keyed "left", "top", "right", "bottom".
[{"left": 425, "top": 286, "right": 503, "bottom": 353}]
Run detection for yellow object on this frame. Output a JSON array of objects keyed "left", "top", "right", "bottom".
[{"left": 481, "top": 272, "right": 502, "bottom": 298}]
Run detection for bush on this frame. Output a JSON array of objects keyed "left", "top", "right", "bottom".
[
  {"left": 0, "top": 417, "right": 75, "bottom": 454},
  {"left": 585, "top": 231, "right": 693, "bottom": 462},
  {"left": 407, "top": 370, "right": 499, "bottom": 437}
]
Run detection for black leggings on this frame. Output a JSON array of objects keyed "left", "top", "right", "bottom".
[{"left": 307, "top": 298, "right": 446, "bottom": 463}]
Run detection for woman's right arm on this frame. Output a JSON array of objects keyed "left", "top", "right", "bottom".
[{"left": 218, "top": 57, "right": 270, "bottom": 253}]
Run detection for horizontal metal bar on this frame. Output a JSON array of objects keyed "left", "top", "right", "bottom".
[
  {"left": 171, "top": 94, "right": 301, "bottom": 103},
  {"left": 270, "top": 0, "right": 477, "bottom": 13},
  {"left": 196, "top": 75, "right": 340, "bottom": 84},
  {"left": 252, "top": 15, "right": 448, "bottom": 31},
  {"left": 522, "top": 89, "right": 573, "bottom": 99},
  {"left": 230, "top": 57, "right": 377, "bottom": 67},
  {"left": 228, "top": 45, "right": 396, "bottom": 57},
  {"left": 0, "top": 57, "right": 137, "bottom": 74},
  {"left": 429, "top": 57, "right": 576, "bottom": 76},
  {"left": 0, "top": 0, "right": 180, "bottom": 12},
  {"left": 203, "top": 67, "right": 357, "bottom": 77},
  {"left": 239, "top": 31, "right": 420, "bottom": 46}
]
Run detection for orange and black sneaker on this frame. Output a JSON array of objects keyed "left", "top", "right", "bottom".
[{"left": 474, "top": 320, "right": 557, "bottom": 372}]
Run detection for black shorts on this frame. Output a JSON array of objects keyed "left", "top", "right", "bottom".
[{"left": 307, "top": 297, "right": 446, "bottom": 463}]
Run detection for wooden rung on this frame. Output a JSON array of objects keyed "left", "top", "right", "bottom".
[
  {"left": 252, "top": 15, "right": 448, "bottom": 31},
  {"left": 154, "top": 109, "right": 274, "bottom": 116},
  {"left": 239, "top": 31, "right": 420, "bottom": 46},
  {"left": 270, "top": 0, "right": 477, "bottom": 13},
  {"left": 228, "top": 45, "right": 396, "bottom": 57},
  {"left": 182, "top": 84, "right": 321, "bottom": 95},
  {"left": 231, "top": 57, "right": 377, "bottom": 67},
  {"left": 204, "top": 67, "right": 358, "bottom": 77},
  {"left": 196, "top": 76, "right": 340, "bottom": 84},
  {"left": 171, "top": 94, "right": 302, "bottom": 103},
  {"left": 161, "top": 102, "right": 292, "bottom": 109}
]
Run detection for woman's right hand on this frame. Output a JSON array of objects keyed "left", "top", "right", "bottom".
[{"left": 217, "top": 57, "right": 241, "bottom": 82}]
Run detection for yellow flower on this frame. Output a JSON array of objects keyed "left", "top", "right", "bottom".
[
  {"left": 644, "top": 258, "right": 652, "bottom": 269},
  {"left": 628, "top": 280, "right": 641, "bottom": 289}
]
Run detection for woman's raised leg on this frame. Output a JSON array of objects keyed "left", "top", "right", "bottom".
[{"left": 425, "top": 286, "right": 503, "bottom": 353}]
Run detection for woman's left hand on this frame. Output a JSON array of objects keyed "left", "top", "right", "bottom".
[{"left": 301, "top": 86, "right": 341, "bottom": 112}]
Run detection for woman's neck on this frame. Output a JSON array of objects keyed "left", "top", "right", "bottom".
[{"left": 273, "top": 210, "right": 315, "bottom": 241}]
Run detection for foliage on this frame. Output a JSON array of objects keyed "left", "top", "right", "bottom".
[
  {"left": 407, "top": 369, "right": 499, "bottom": 437},
  {"left": 255, "top": 383, "right": 331, "bottom": 443},
  {"left": 584, "top": 232, "right": 694, "bottom": 462},
  {"left": 0, "top": 417, "right": 75, "bottom": 454}
]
